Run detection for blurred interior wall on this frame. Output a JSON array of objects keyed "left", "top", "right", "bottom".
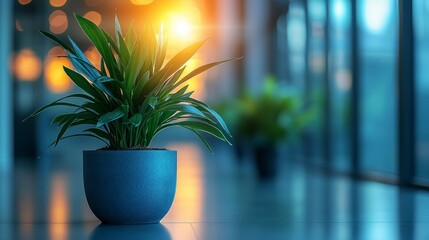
[
  {"left": 244, "top": 0, "right": 270, "bottom": 93},
  {"left": 215, "top": 0, "right": 243, "bottom": 98},
  {"left": 0, "top": 0, "right": 12, "bottom": 173}
]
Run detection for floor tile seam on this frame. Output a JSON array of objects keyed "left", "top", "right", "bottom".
[
  {"left": 174, "top": 220, "right": 429, "bottom": 224},
  {"left": 190, "top": 223, "right": 200, "bottom": 240}
]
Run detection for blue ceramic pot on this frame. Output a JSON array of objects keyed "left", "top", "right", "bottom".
[{"left": 83, "top": 150, "right": 177, "bottom": 224}]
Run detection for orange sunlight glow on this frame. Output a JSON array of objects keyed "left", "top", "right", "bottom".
[
  {"left": 166, "top": 7, "right": 200, "bottom": 44},
  {"left": 44, "top": 46, "right": 73, "bottom": 93},
  {"left": 170, "top": 16, "right": 192, "bottom": 40},
  {"left": 182, "top": 57, "right": 205, "bottom": 100},
  {"left": 85, "top": 0, "right": 102, "bottom": 6},
  {"left": 12, "top": 49, "right": 42, "bottom": 81},
  {"left": 164, "top": 143, "right": 203, "bottom": 222},
  {"left": 163, "top": 7, "right": 206, "bottom": 99},
  {"left": 130, "top": 0, "right": 154, "bottom": 5}
]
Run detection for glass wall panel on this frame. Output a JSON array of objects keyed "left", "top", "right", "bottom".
[
  {"left": 286, "top": 1, "right": 306, "bottom": 88},
  {"left": 307, "top": 0, "right": 326, "bottom": 166},
  {"left": 358, "top": 0, "right": 398, "bottom": 175},
  {"left": 414, "top": 0, "right": 429, "bottom": 181},
  {"left": 328, "top": 0, "right": 351, "bottom": 171}
]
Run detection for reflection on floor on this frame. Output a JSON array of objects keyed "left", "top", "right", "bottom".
[{"left": 1, "top": 142, "right": 429, "bottom": 240}]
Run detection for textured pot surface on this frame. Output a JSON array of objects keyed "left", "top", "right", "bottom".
[{"left": 83, "top": 150, "right": 177, "bottom": 224}]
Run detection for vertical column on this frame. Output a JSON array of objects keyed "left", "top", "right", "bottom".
[
  {"left": 350, "top": 0, "right": 360, "bottom": 176},
  {"left": 216, "top": 0, "right": 243, "bottom": 97},
  {"left": 397, "top": 0, "right": 415, "bottom": 186},
  {"left": 244, "top": 0, "right": 270, "bottom": 93},
  {"left": 324, "top": 0, "right": 331, "bottom": 169},
  {"left": 303, "top": 0, "right": 313, "bottom": 166},
  {"left": 0, "top": 0, "right": 12, "bottom": 230},
  {"left": 0, "top": 0, "right": 12, "bottom": 173}
]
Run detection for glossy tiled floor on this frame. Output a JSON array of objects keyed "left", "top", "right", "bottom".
[{"left": 1, "top": 141, "right": 429, "bottom": 239}]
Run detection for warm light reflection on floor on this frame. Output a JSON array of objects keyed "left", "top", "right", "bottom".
[
  {"left": 49, "top": 173, "right": 69, "bottom": 240},
  {"left": 17, "top": 171, "right": 34, "bottom": 237},
  {"left": 164, "top": 143, "right": 203, "bottom": 222}
]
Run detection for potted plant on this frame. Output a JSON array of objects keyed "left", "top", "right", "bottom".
[
  {"left": 216, "top": 76, "right": 315, "bottom": 179},
  {"left": 26, "top": 14, "right": 236, "bottom": 224}
]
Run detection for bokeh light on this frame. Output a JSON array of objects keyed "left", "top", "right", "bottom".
[
  {"left": 362, "top": 0, "right": 391, "bottom": 33},
  {"left": 333, "top": 0, "right": 345, "bottom": 22},
  {"left": 170, "top": 15, "right": 193, "bottom": 40},
  {"left": 12, "top": 49, "right": 42, "bottom": 81},
  {"left": 49, "top": 10, "right": 68, "bottom": 34},
  {"left": 287, "top": 6, "right": 306, "bottom": 52},
  {"left": 130, "top": 0, "right": 154, "bottom": 6},
  {"left": 84, "top": 46, "right": 101, "bottom": 69},
  {"left": 44, "top": 47, "right": 73, "bottom": 93},
  {"left": 335, "top": 69, "right": 352, "bottom": 91},
  {"left": 16, "top": 20, "right": 23, "bottom": 32},
  {"left": 83, "top": 11, "right": 102, "bottom": 26},
  {"left": 166, "top": 6, "right": 201, "bottom": 44},
  {"left": 17, "top": 0, "right": 32, "bottom": 5},
  {"left": 49, "top": 0, "right": 67, "bottom": 7}
]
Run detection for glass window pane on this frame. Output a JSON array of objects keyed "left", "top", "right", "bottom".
[
  {"left": 358, "top": 0, "right": 398, "bottom": 175},
  {"left": 286, "top": 1, "right": 306, "bottom": 87},
  {"left": 308, "top": 0, "right": 327, "bottom": 166},
  {"left": 328, "top": 0, "right": 351, "bottom": 171},
  {"left": 414, "top": 0, "right": 429, "bottom": 181}
]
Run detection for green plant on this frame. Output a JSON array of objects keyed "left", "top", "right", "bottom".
[
  {"left": 26, "top": 14, "right": 237, "bottom": 152},
  {"left": 216, "top": 76, "right": 315, "bottom": 145}
]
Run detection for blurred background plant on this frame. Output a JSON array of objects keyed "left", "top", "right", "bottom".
[{"left": 216, "top": 75, "right": 317, "bottom": 178}]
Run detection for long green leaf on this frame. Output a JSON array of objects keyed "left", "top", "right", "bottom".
[
  {"left": 44, "top": 134, "right": 109, "bottom": 154},
  {"left": 55, "top": 114, "right": 77, "bottom": 146},
  {"left": 84, "top": 128, "right": 112, "bottom": 141},
  {"left": 185, "top": 127, "right": 214, "bottom": 154},
  {"left": 75, "top": 14, "right": 119, "bottom": 79},
  {"left": 163, "top": 39, "right": 207, "bottom": 72},
  {"left": 40, "top": 30, "right": 75, "bottom": 53},
  {"left": 160, "top": 120, "right": 231, "bottom": 145},
  {"left": 63, "top": 66, "right": 103, "bottom": 99},
  {"left": 115, "top": 15, "right": 123, "bottom": 45},
  {"left": 23, "top": 94, "right": 89, "bottom": 122},
  {"left": 175, "top": 57, "right": 242, "bottom": 87},
  {"left": 125, "top": 44, "right": 146, "bottom": 90},
  {"left": 188, "top": 98, "right": 232, "bottom": 137},
  {"left": 97, "top": 107, "right": 124, "bottom": 127},
  {"left": 129, "top": 113, "right": 142, "bottom": 126}
]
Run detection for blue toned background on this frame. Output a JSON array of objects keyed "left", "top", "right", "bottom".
[{"left": 1, "top": 0, "right": 429, "bottom": 239}]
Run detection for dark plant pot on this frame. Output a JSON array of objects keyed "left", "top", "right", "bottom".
[
  {"left": 83, "top": 150, "right": 177, "bottom": 224},
  {"left": 234, "top": 142, "right": 246, "bottom": 162},
  {"left": 254, "top": 145, "right": 277, "bottom": 180}
]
